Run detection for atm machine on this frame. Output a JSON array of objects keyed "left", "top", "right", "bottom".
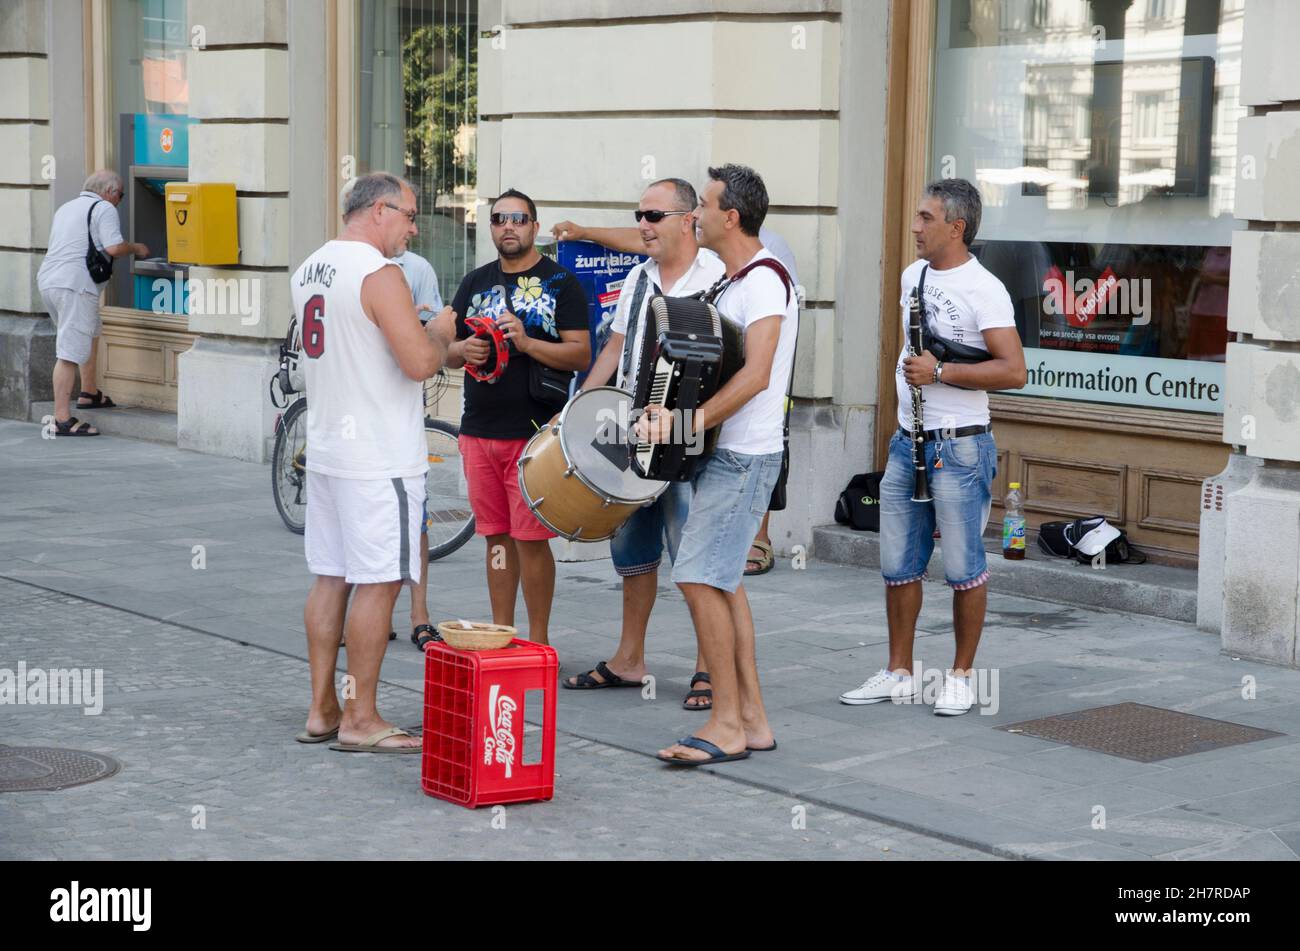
[
  {"left": 130, "top": 164, "right": 190, "bottom": 312},
  {"left": 112, "top": 113, "right": 195, "bottom": 314}
]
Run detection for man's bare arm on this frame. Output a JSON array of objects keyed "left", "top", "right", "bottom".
[
  {"left": 104, "top": 241, "right": 148, "bottom": 258},
  {"left": 521, "top": 328, "right": 591, "bottom": 372},
  {"left": 580, "top": 332, "right": 624, "bottom": 391},
  {"left": 550, "top": 222, "right": 645, "bottom": 256},
  {"left": 903, "top": 326, "right": 1026, "bottom": 391},
  {"left": 363, "top": 264, "right": 443, "bottom": 381},
  {"left": 693, "top": 315, "right": 781, "bottom": 433}
]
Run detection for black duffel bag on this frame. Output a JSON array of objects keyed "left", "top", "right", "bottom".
[
  {"left": 834, "top": 471, "right": 886, "bottom": 532},
  {"left": 1037, "top": 515, "right": 1147, "bottom": 565}
]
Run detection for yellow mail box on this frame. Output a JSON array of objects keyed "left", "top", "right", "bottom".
[{"left": 164, "top": 182, "right": 239, "bottom": 265}]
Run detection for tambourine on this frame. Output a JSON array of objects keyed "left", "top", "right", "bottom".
[{"left": 463, "top": 315, "right": 510, "bottom": 383}]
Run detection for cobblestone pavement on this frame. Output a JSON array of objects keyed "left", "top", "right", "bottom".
[{"left": 0, "top": 578, "right": 990, "bottom": 860}]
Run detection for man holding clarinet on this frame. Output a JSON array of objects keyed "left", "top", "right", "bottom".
[{"left": 840, "top": 179, "right": 1026, "bottom": 716}]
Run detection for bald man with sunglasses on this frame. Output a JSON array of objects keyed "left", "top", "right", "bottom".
[{"left": 561, "top": 178, "right": 724, "bottom": 710}]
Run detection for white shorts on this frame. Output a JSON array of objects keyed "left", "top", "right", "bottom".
[
  {"left": 40, "top": 286, "right": 101, "bottom": 365},
  {"left": 305, "top": 471, "right": 426, "bottom": 584}
]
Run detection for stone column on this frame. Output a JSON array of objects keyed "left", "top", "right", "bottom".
[
  {"left": 177, "top": 0, "right": 297, "bottom": 462},
  {"left": 0, "top": 0, "right": 53, "bottom": 420},
  {"left": 1213, "top": 0, "right": 1300, "bottom": 666}
]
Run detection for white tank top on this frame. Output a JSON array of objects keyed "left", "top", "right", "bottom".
[{"left": 291, "top": 239, "right": 428, "bottom": 480}]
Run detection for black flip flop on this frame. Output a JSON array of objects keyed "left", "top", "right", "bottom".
[
  {"left": 748, "top": 740, "right": 778, "bottom": 753},
  {"left": 412, "top": 623, "right": 441, "bottom": 650},
  {"left": 657, "top": 735, "right": 751, "bottom": 767},
  {"left": 682, "top": 671, "right": 712, "bottom": 710},
  {"left": 562, "top": 660, "right": 642, "bottom": 690}
]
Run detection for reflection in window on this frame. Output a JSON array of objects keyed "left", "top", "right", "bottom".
[
  {"left": 934, "top": 0, "right": 1243, "bottom": 401},
  {"left": 356, "top": 0, "right": 478, "bottom": 295}
]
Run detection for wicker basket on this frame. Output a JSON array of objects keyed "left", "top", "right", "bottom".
[{"left": 436, "top": 620, "right": 517, "bottom": 651}]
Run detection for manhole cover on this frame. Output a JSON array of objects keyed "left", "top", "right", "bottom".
[
  {"left": 999, "top": 702, "right": 1284, "bottom": 763},
  {"left": 0, "top": 745, "right": 121, "bottom": 792}
]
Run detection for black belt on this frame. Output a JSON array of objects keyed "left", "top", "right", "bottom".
[{"left": 899, "top": 424, "right": 991, "bottom": 443}]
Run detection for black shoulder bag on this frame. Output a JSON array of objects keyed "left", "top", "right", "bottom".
[
  {"left": 915, "top": 264, "right": 994, "bottom": 391},
  {"left": 498, "top": 261, "right": 573, "bottom": 411},
  {"left": 85, "top": 200, "right": 114, "bottom": 284}
]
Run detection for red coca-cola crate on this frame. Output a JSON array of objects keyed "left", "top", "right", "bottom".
[{"left": 421, "top": 638, "right": 558, "bottom": 808}]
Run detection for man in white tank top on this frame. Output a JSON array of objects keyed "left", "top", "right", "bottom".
[{"left": 291, "top": 172, "right": 454, "bottom": 753}]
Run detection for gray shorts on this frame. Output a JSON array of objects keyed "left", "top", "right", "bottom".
[
  {"left": 40, "top": 286, "right": 101, "bottom": 365},
  {"left": 671, "top": 448, "right": 783, "bottom": 593}
]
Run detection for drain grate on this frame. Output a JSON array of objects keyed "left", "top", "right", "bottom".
[
  {"left": 0, "top": 745, "right": 122, "bottom": 792},
  {"left": 999, "top": 702, "right": 1284, "bottom": 763}
]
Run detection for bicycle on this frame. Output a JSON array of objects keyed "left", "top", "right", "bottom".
[{"left": 270, "top": 369, "right": 476, "bottom": 561}]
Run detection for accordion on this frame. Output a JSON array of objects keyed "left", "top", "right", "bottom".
[{"left": 629, "top": 294, "right": 744, "bottom": 481}]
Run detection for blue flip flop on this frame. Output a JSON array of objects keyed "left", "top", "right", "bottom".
[{"left": 657, "top": 735, "right": 751, "bottom": 767}]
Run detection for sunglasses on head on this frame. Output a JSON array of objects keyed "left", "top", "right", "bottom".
[
  {"left": 634, "top": 209, "right": 690, "bottom": 224},
  {"left": 490, "top": 212, "right": 532, "bottom": 226}
]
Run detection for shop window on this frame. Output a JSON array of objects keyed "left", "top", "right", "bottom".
[
  {"left": 935, "top": 0, "right": 1243, "bottom": 415},
  {"left": 355, "top": 0, "right": 478, "bottom": 296}
]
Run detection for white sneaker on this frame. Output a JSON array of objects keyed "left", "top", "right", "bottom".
[
  {"left": 933, "top": 673, "right": 975, "bottom": 716},
  {"left": 839, "top": 669, "right": 916, "bottom": 705}
]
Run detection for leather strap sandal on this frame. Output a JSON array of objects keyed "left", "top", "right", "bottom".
[{"left": 682, "top": 671, "right": 712, "bottom": 710}]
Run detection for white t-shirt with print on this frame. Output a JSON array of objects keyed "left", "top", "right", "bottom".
[
  {"left": 609, "top": 248, "right": 725, "bottom": 395},
  {"left": 894, "top": 254, "right": 1016, "bottom": 431},
  {"left": 714, "top": 249, "right": 798, "bottom": 456}
]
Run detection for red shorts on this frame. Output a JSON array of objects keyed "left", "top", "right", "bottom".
[{"left": 458, "top": 434, "right": 555, "bottom": 541}]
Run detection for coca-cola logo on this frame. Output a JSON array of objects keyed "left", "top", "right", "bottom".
[{"left": 482, "top": 684, "right": 518, "bottom": 778}]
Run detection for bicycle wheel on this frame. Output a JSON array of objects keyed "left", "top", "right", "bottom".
[
  {"left": 271, "top": 397, "right": 309, "bottom": 535},
  {"left": 424, "top": 417, "right": 475, "bottom": 561}
]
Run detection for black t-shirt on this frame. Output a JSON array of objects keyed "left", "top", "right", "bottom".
[{"left": 452, "top": 255, "right": 589, "bottom": 439}]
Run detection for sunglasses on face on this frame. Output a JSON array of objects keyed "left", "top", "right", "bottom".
[
  {"left": 490, "top": 212, "right": 533, "bottom": 226},
  {"left": 634, "top": 209, "right": 690, "bottom": 224}
]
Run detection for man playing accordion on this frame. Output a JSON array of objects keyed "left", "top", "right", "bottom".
[{"left": 637, "top": 164, "right": 797, "bottom": 766}]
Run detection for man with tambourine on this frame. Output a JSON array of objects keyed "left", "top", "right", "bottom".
[
  {"left": 839, "top": 179, "right": 1026, "bottom": 717},
  {"left": 443, "top": 189, "right": 590, "bottom": 647}
]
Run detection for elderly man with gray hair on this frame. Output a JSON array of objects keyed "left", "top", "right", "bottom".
[
  {"left": 37, "top": 170, "right": 149, "bottom": 435},
  {"left": 293, "top": 171, "right": 454, "bottom": 753}
]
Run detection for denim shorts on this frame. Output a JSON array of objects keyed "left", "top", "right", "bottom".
[
  {"left": 879, "top": 428, "right": 996, "bottom": 590},
  {"left": 610, "top": 481, "right": 690, "bottom": 577},
  {"left": 671, "top": 448, "right": 784, "bottom": 593}
]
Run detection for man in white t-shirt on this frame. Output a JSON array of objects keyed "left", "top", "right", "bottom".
[
  {"left": 840, "top": 179, "right": 1026, "bottom": 717},
  {"left": 292, "top": 172, "right": 453, "bottom": 753},
  {"left": 36, "top": 170, "right": 149, "bottom": 435},
  {"left": 637, "top": 164, "right": 797, "bottom": 766},
  {"left": 561, "top": 178, "right": 721, "bottom": 708}
]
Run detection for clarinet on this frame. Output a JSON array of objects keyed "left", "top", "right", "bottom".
[{"left": 907, "top": 286, "right": 932, "bottom": 503}]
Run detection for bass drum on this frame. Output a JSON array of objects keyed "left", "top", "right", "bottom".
[{"left": 517, "top": 387, "right": 667, "bottom": 542}]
